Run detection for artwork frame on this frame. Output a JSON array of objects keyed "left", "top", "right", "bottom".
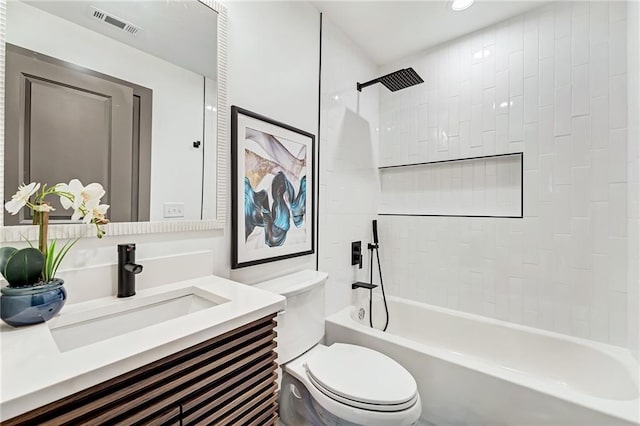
[{"left": 231, "top": 106, "right": 315, "bottom": 269}]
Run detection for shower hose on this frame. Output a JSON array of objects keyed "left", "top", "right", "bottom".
[{"left": 369, "top": 223, "right": 390, "bottom": 332}]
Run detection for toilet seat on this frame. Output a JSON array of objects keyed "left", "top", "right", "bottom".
[{"left": 304, "top": 343, "right": 418, "bottom": 412}]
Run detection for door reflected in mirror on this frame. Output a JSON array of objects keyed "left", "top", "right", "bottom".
[{"left": 4, "top": 0, "right": 218, "bottom": 225}]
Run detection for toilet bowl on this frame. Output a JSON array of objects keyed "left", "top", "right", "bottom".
[
  {"left": 255, "top": 270, "right": 421, "bottom": 426},
  {"left": 281, "top": 343, "right": 421, "bottom": 426}
]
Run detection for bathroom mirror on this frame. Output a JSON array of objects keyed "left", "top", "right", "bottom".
[{"left": 0, "top": 0, "right": 228, "bottom": 240}]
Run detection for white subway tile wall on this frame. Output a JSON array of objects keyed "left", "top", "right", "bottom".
[
  {"left": 377, "top": 1, "right": 629, "bottom": 346},
  {"left": 319, "top": 18, "right": 380, "bottom": 316}
]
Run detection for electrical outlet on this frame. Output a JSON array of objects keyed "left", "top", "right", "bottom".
[{"left": 163, "top": 202, "right": 184, "bottom": 218}]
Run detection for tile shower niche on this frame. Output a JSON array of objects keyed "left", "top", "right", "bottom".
[{"left": 379, "top": 153, "right": 523, "bottom": 218}]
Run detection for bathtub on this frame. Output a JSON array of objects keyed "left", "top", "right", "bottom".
[{"left": 325, "top": 296, "right": 640, "bottom": 426}]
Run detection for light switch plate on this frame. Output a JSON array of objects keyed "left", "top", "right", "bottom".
[{"left": 163, "top": 202, "right": 184, "bottom": 218}]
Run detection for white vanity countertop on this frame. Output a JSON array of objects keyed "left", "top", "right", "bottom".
[{"left": 0, "top": 275, "right": 286, "bottom": 421}]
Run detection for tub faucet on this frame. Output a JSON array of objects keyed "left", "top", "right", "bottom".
[
  {"left": 352, "top": 281, "right": 378, "bottom": 290},
  {"left": 117, "top": 243, "right": 143, "bottom": 298}
]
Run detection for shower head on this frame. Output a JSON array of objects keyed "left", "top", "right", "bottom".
[{"left": 357, "top": 68, "right": 424, "bottom": 92}]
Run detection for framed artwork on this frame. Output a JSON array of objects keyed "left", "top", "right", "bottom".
[{"left": 231, "top": 106, "right": 315, "bottom": 268}]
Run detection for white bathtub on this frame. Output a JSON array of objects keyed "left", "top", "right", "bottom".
[{"left": 325, "top": 296, "right": 640, "bottom": 426}]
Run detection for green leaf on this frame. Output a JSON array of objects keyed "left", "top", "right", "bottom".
[
  {"left": 50, "top": 238, "right": 80, "bottom": 279},
  {"left": 0, "top": 247, "right": 18, "bottom": 281},
  {"left": 22, "top": 237, "right": 35, "bottom": 249},
  {"left": 3, "top": 248, "right": 45, "bottom": 287},
  {"left": 44, "top": 240, "right": 56, "bottom": 282}
]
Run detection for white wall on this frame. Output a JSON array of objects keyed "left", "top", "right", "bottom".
[
  {"left": 7, "top": 1, "right": 205, "bottom": 221},
  {"left": 378, "top": 1, "right": 633, "bottom": 347},
  {"left": 318, "top": 16, "right": 380, "bottom": 316},
  {"left": 2, "top": 1, "right": 322, "bottom": 299},
  {"left": 225, "top": 1, "right": 320, "bottom": 284}
]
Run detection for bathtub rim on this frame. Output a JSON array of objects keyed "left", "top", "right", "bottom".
[
  {"left": 327, "top": 298, "right": 640, "bottom": 425},
  {"left": 368, "top": 295, "right": 637, "bottom": 370}
]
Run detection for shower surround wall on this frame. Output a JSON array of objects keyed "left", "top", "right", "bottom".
[
  {"left": 318, "top": 17, "right": 380, "bottom": 316},
  {"left": 378, "top": 1, "right": 632, "bottom": 347}
]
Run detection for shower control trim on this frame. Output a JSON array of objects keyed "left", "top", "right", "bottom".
[{"left": 351, "top": 241, "right": 363, "bottom": 269}]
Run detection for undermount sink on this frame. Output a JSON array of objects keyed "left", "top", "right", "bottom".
[{"left": 48, "top": 288, "right": 229, "bottom": 352}]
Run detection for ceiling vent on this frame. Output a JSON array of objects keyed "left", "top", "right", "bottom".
[{"left": 90, "top": 7, "right": 140, "bottom": 36}]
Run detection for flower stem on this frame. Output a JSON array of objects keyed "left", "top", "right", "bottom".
[{"left": 36, "top": 207, "right": 50, "bottom": 257}]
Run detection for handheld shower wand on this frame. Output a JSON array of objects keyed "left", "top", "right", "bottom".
[{"left": 372, "top": 219, "right": 379, "bottom": 246}]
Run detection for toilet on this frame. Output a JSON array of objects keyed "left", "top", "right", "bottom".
[{"left": 255, "top": 270, "right": 421, "bottom": 426}]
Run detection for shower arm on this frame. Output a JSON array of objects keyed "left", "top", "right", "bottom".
[{"left": 356, "top": 78, "right": 381, "bottom": 92}]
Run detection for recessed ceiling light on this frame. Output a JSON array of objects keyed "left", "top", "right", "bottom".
[{"left": 451, "top": 0, "right": 475, "bottom": 11}]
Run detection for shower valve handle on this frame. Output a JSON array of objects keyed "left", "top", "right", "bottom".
[{"left": 351, "top": 241, "right": 363, "bottom": 269}]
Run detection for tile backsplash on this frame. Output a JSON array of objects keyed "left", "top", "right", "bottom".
[{"left": 377, "top": 1, "right": 630, "bottom": 346}]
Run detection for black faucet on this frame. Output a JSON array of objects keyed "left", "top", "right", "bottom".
[{"left": 117, "top": 243, "right": 143, "bottom": 298}]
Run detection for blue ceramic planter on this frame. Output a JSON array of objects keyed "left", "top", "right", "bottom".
[{"left": 0, "top": 279, "right": 66, "bottom": 327}]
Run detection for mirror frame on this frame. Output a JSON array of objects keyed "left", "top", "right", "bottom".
[{"left": 0, "top": 0, "right": 228, "bottom": 242}]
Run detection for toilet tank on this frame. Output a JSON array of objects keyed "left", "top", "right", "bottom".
[{"left": 255, "top": 270, "right": 327, "bottom": 364}]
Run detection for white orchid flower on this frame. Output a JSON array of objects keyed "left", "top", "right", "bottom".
[
  {"left": 4, "top": 182, "right": 40, "bottom": 215},
  {"left": 71, "top": 206, "right": 84, "bottom": 222},
  {"left": 90, "top": 203, "right": 110, "bottom": 224},
  {"left": 57, "top": 181, "right": 74, "bottom": 210},
  {"left": 33, "top": 204, "right": 55, "bottom": 212},
  {"left": 81, "top": 198, "right": 110, "bottom": 224},
  {"left": 58, "top": 179, "right": 105, "bottom": 211}
]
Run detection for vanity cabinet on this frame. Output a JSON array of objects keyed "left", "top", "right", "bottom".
[{"left": 3, "top": 315, "right": 279, "bottom": 426}]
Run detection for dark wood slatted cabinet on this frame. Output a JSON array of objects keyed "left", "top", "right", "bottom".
[{"left": 3, "top": 315, "right": 279, "bottom": 426}]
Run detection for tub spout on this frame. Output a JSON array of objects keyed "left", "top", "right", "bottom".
[{"left": 352, "top": 282, "right": 378, "bottom": 290}]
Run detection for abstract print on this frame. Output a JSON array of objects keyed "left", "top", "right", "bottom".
[{"left": 243, "top": 127, "right": 307, "bottom": 248}]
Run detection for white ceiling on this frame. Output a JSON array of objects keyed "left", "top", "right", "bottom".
[
  {"left": 313, "top": 0, "right": 551, "bottom": 65},
  {"left": 26, "top": 1, "right": 218, "bottom": 78}
]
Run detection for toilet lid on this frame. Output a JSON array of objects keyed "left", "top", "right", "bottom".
[{"left": 304, "top": 343, "right": 418, "bottom": 409}]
